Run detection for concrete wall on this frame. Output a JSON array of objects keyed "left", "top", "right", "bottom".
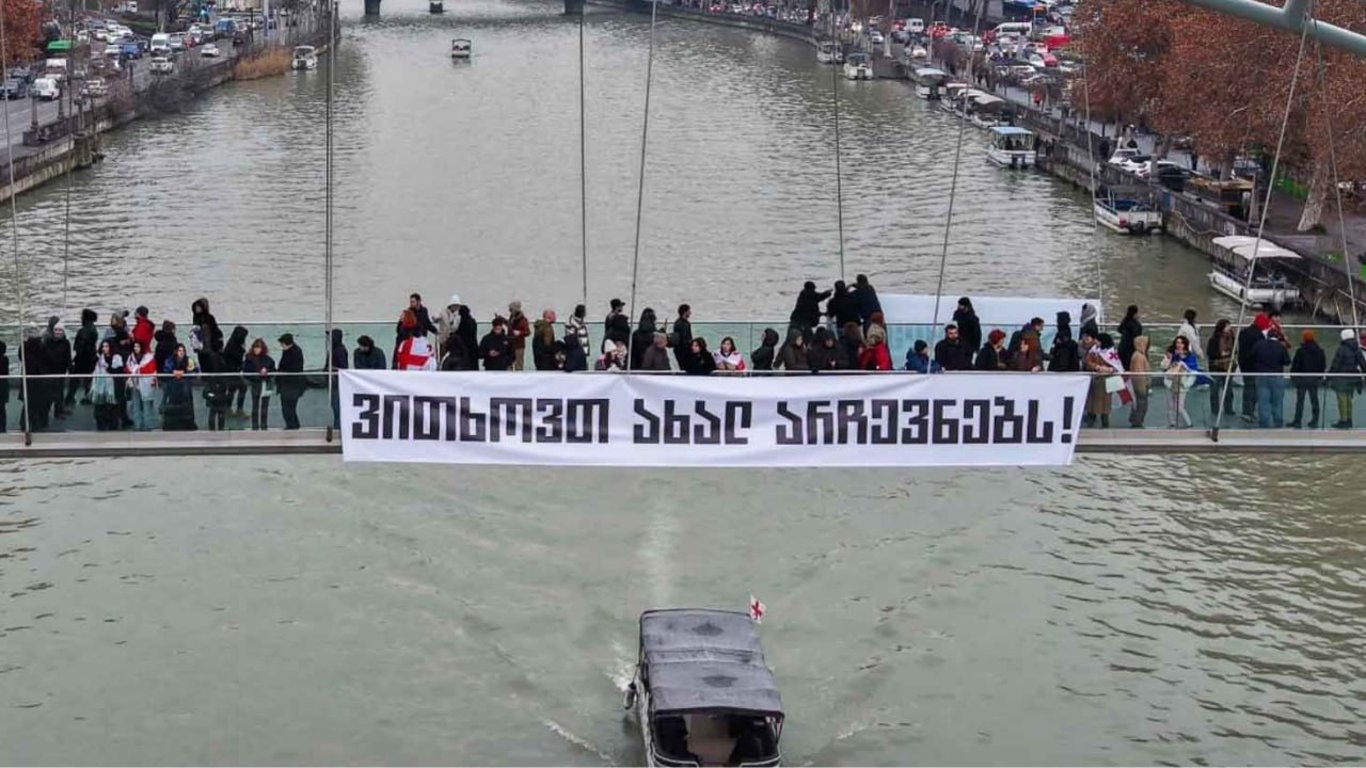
[{"left": 589, "top": 0, "right": 818, "bottom": 47}]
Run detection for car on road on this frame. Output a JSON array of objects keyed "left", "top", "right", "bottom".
[
  {"left": 2, "top": 78, "right": 29, "bottom": 99},
  {"left": 8, "top": 65, "right": 33, "bottom": 83},
  {"left": 200, "top": 43, "right": 220, "bottom": 57},
  {"left": 149, "top": 56, "right": 174, "bottom": 75},
  {"left": 33, "top": 77, "right": 60, "bottom": 100},
  {"left": 150, "top": 32, "right": 171, "bottom": 54},
  {"left": 168, "top": 33, "right": 188, "bottom": 52},
  {"left": 870, "top": 29, "right": 884, "bottom": 44}
]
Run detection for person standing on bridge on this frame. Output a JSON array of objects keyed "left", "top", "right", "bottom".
[
  {"left": 533, "top": 309, "right": 560, "bottom": 371},
  {"left": 398, "top": 293, "right": 439, "bottom": 344},
  {"left": 456, "top": 305, "right": 479, "bottom": 369},
  {"left": 605, "top": 299, "right": 631, "bottom": 350},
  {"left": 277, "top": 333, "right": 306, "bottom": 431},
  {"left": 438, "top": 294, "right": 463, "bottom": 351},
  {"left": 671, "top": 305, "right": 693, "bottom": 370},
  {"left": 328, "top": 329, "right": 348, "bottom": 430},
  {"left": 953, "top": 298, "right": 982, "bottom": 358},
  {"left": 480, "top": 317, "right": 514, "bottom": 372},
  {"left": 1329, "top": 328, "right": 1365, "bottom": 429},
  {"left": 852, "top": 274, "right": 882, "bottom": 331},
  {"left": 789, "top": 281, "right": 832, "bottom": 342},
  {"left": 565, "top": 304, "right": 590, "bottom": 354},
  {"left": 243, "top": 338, "right": 276, "bottom": 431},
  {"left": 1288, "top": 330, "right": 1325, "bottom": 429},
  {"left": 223, "top": 326, "right": 250, "bottom": 418},
  {"left": 507, "top": 301, "right": 531, "bottom": 371},
  {"left": 67, "top": 309, "right": 99, "bottom": 408}
]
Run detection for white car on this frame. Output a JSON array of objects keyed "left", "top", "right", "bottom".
[
  {"left": 870, "top": 29, "right": 884, "bottom": 44},
  {"left": 1108, "top": 148, "right": 1151, "bottom": 175},
  {"left": 200, "top": 43, "right": 220, "bottom": 57},
  {"left": 1136, "top": 159, "right": 1183, "bottom": 180},
  {"left": 149, "top": 56, "right": 174, "bottom": 75},
  {"left": 33, "top": 77, "right": 60, "bottom": 100}
]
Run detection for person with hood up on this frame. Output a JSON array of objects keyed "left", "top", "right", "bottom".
[
  {"left": 713, "top": 337, "right": 746, "bottom": 372},
  {"left": 1127, "top": 335, "right": 1151, "bottom": 428},
  {"left": 604, "top": 299, "right": 631, "bottom": 347},
  {"left": 126, "top": 339, "right": 158, "bottom": 431},
  {"left": 779, "top": 330, "right": 808, "bottom": 372},
  {"left": 1081, "top": 330, "right": 1116, "bottom": 428},
  {"left": 90, "top": 339, "right": 124, "bottom": 431},
  {"left": 200, "top": 340, "right": 230, "bottom": 432},
  {"left": 905, "top": 340, "right": 941, "bottom": 373},
  {"left": 42, "top": 322, "right": 72, "bottom": 420},
  {"left": 354, "top": 335, "right": 388, "bottom": 370},
  {"left": 789, "top": 281, "right": 832, "bottom": 341},
  {"left": 1047, "top": 311, "right": 1080, "bottom": 372},
  {"left": 953, "top": 297, "right": 982, "bottom": 354},
  {"left": 1289, "top": 329, "right": 1326, "bottom": 429},
  {"left": 629, "top": 308, "right": 657, "bottom": 370},
  {"left": 682, "top": 338, "right": 717, "bottom": 376},
  {"left": 534, "top": 309, "right": 561, "bottom": 371},
  {"left": 1205, "top": 319, "right": 1236, "bottom": 420},
  {"left": 1162, "top": 335, "right": 1202, "bottom": 429},
  {"left": 565, "top": 304, "right": 590, "bottom": 354},
  {"left": 131, "top": 306, "right": 155, "bottom": 354},
  {"left": 826, "top": 281, "right": 859, "bottom": 330},
  {"left": 562, "top": 334, "right": 589, "bottom": 373},
  {"left": 751, "top": 328, "right": 780, "bottom": 371},
  {"left": 1079, "top": 303, "right": 1100, "bottom": 340},
  {"left": 395, "top": 327, "right": 437, "bottom": 371},
  {"left": 154, "top": 320, "right": 179, "bottom": 372},
  {"left": 440, "top": 334, "right": 471, "bottom": 371},
  {"left": 480, "top": 317, "right": 514, "bottom": 371},
  {"left": 640, "top": 332, "right": 672, "bottom": 371},
  {"left": 0, "top": 341, "right": 7, "bottom": 432},
  {"left": 243, "top": 338, "right": 276, "bottom": 431},
  {"left": 934, "top": 324, "right": 973, "bottom": 371},
  {"left": 1237, "top": 313, "right": 1270, "bottom": 421},
  {"left": 1177, "top": 308, "right": 1203, "bottom": 362},
  {"left": 808, "top": 327, "right": 848, "bottom": 372},
  {"left": 839, "top": 322, "right": 864, "bottom": 367},
  {"left": 161, "top": 344, "right": 199, "bottom": 431},
  {"left": 328, "top": 328, "right": 348, "bottom": 429},
  {"left": 859, "top": 326, "right": 892, "bottom": 371},
  {"left": 68, "top": 308, "right": 99, "bottom": 407},
  {"left": 1117, "top": 305, "right": 1142, "bottom": 369},
  {"left": 438, "top": 294, "right": 462, "bottom": 347},
  {"left": 507, "top": 301, "right": 531, "bottom": 371},
  {"left": 852, "top": 274, "right": 882, "bottom": 330},
  {"left": 277, "top": 334, "right": 306, "bottom": 431},
  {"left": 1010, "top": 329, "right": 1043, "bottom": 372},
  {"left": 19, "top": 329, "right": 48, "bottom": 431},
  {"left": 456, "top": 305, "right": 478, "bottom": 368},
  {"left": 976, "top": 329, "right": 1008, "bottom": 371},
  {"left": 191, "top": 298, "right": 222, "bottom": 353},
  {"left": 1328, "top": 328, "right": 1365, "bottom": 428},
  {"left": 222, "top": 325, "right": 250, "bottom": 418},
  {"left": 671, "top": 304, "right": 693, "bottom": 369}
]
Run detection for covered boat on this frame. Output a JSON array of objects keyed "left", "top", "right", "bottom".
[
  {"left": 1093, "top": 185, "right": 1162, "bottom": 234},
  {"left": 986, "top": 125, "right": 1035, "bottom": 168},
  {"left": 816, "top": 40, "right": 843, "bottom": 64},
  {"left": 291, "top": 45, "right": 317, "bottom": 70},
  {"left": 1208, "top": 235, "right": 1303, "bottom": 308},
  {"left": 843, "top": 52, "right": 872, "bottom": 80},
  {"left": 451, "top": 38, "right": 471, "bottom": 58},
  {"left": 911, "top": 66, "right": 948, "bottom": 99},
  {"left": 627, "top": 609, "right": 784, "bottom": 767}
]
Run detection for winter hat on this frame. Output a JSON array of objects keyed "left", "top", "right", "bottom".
[
  {"left": 1254, "top": 313, "right": 1271, "bottom": 331},
  {"left": 47, "top": 315, "right": 59, "bottom": 329},
  {"left": 988, "top": 329, "right": 1007, "bottom": 344},
  {"left": 509, "top": 300, "right": 522, "bottom": 313},
  {"left": 52, "top": 323, "right": 66, "bottom": 338},
  {"left": 448, "top": 293, "right": 461, "bottom": 307},
  {"left": 1342, "top": 328, "right": 1355, "bottom": 342},
  {"left": 1301, "top": 329, "right": 1315, "bottom": 344}
]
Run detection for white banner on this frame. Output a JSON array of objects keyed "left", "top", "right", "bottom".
[{"left": 339, "top": 371, "right": 1091, "bottom": 467}]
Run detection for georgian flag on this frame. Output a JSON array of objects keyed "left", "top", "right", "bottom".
[
  {"left": 748, "top": 594, "right": 766, "bottom": 623},
  {"left": 396, "top": 336, "right": 436, "bottom": 371}
]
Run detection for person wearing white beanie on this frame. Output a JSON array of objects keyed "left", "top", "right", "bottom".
[{"left": 1328, "top": 328, "right": 1365, "bottom": 428}]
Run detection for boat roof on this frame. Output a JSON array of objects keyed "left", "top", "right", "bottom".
[
  {"left": 640, "top": 609, "right": 783, "bottom": 717},
  {"left": 989, "top": 126, "right": 1031, "bottom": 136},
  {"left": 1212, "top": 235, "right": 1301, "bottom": 261},
  {"left": 914, "top": 67, "right": 946, "bottom": 76}
]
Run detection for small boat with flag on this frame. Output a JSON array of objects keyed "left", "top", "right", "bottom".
[
  {"left": 625, "top": 608, "right": 784, "bottom": 767},
  {"left": 451, "top": 38, "right": 472, "bottom": 59}
]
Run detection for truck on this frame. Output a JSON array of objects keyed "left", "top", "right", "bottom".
[{"left": 214, "top": 18, "right": 236, "bottom": 38}]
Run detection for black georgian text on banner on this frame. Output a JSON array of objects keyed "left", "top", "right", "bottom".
[{"left": 339, "top": 370, "right": 1090, "bottom": 467}]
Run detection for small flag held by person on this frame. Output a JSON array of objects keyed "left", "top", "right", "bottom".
[{"left": 748, "top": 594, "right": 766, "bottom": 623}]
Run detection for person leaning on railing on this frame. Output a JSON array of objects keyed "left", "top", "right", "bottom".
[
  {"left": 1206, "top": 319, "right": 1236, "bottom": 422},
  {"left": 1328, "top": 329, "right": 1366, "bottom": 429},
  {"left": 1288, "top": 330, "right": 1325, "bottom": 429}
]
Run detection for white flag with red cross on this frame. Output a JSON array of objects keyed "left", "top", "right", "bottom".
[{"left": 748, "top": 594, "right": 766, "bottom": 623}]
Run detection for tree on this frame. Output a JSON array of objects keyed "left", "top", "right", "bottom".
[{"left": 0, "top": 0, "right": 45, "bottom": 64}]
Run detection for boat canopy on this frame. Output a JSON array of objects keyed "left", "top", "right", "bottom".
[
  {"left": 969, "top": 92, "right": 1006, "bottom": 107},
  {"left": 1212, "top": 235, "right": 1301, "bottom": 261},
  {"left": 847, "top": 52, "right": 869, "bottom": 64},
  {"left": 913, "top": 67, "right": 945, "bottom": 78},
  {"left": 989, "top": 126, "right": 1032, "bottom": 137},
  {"left": 293, "top": 46, "right": 315, "bottom": 55},
  {"left": 640, "top": 609, "right": 783, "bottom": 717}
]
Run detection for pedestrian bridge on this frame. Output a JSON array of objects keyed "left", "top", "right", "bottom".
[{"left": 4, "top": 319, "right": 1364, "bottom": 458}]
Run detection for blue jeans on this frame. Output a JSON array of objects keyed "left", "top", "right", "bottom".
[
  {"left": 130, "top": 394, "right": 157, "bottom": 431},
  {"left": 1257, "top": 377, "right": 1286, "bottom": 428}
]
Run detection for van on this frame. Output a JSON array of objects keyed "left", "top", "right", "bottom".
[
  {"left": 991, "top": 22, "right": 1032, "bottom": 39},
  {"left": 33, "top": 77, "right": 60, "bottom": 100},
  {"left": 150, "top": 32, "right": 170, "bottom": 54},
  {"left": 907, "top": 17, "right": 924, "bottom": 33}
]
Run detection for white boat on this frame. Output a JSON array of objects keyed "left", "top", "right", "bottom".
[
  {"left": 908, "top": 44, "right": 928, "bottom": 59},
  {"left": 966, "top": 91, "right": 1008, "bottom": 128},
  {"left": 1093, "top": 185, "right": 1162, "bottom": 234},
  {"left": 429, "top": 0, "right": 443, "bottom": 11},
  {"left": 291, "top": 45, "right": 317, "bottom": 70},
  {"left": 842, "top": 52, "right": 873, "bottom": 80},
  {"left": 911, "top": 66, "right": 947, "bottom": 99},
  {"left": 451, "top": 38, "right": 471, "bottom": 58},
  {"left": 1207, "top": 235, "right": 1303, "bottom": 308},
  {"left": 816, "top": 40, "right": 843, "bottom": 64},
  {"left": 626, "top": 609, "right": 784, "bottom": 768},
  {"left": 986, "top": 125, "right": 1035, "bottom": 168}
]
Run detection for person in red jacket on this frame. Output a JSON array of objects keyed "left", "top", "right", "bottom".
[
  {"left": 131, "top": 306, "right": 155, "bottom": 353},
  {"left": 858, "top": 326, "right": 892, "bottom": 371}
]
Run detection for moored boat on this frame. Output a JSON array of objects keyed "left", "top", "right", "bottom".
[
  {"left": 816, "top": 40, "right": 844, "bottom": 64},
  {"left": 626, "top": 609, "right": 784, "bottom": 767},
  {"left": 842, "top": 52, "right": 872, "bottom": 80},
  {"left": 451, "top": 38, "right": 471, "bottom": 59},
  {"left": 911, "top": 66, "right": 947, "bottom": 99},
  {"left": 291, "top": 45, "right": 317, "bottom": 70},
  {"left": 429, "top": 0, "right": 444, "bottom": 11},
  {"left": 1207, "top": 235, "right": 1303, "bottom": 308},
  {"left": 1093, "top": 185, "right": 1162, "bottom": 234},
  {"left": 986, "top": 125, "right": 1035, "bottom": 168}
]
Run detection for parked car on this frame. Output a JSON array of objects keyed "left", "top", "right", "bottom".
[
  {"left": 33, "top": 77, "right": 60, "bottom": 100},
  {"left": 1108, "top": 149, "right": 1152, "bottom": 175},
  {"left": 2, "top": 78, "right": 29, "bottom": 99},
  {"left": 149, "top": 56, "right": 174, "bottom": 75},
  {"left": 8, "top": 65, "right": 33, "bottom": 83},
  {"left": 168, "top": 33, "right": 187, "bottom": 52},
  {"left": 150, "top": 32, "right": 171, "bottom": 54},
  {"left": 200, "top": 43, "right": 220, "bottom": 57}
]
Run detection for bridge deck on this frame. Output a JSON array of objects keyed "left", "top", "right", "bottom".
[{"left": 3, "top": 428, "right": 1363, "bottom": 458}]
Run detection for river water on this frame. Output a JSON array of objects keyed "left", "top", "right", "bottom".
[{"left": 2, "top": 0, "right": 1364, "bottom": 765}]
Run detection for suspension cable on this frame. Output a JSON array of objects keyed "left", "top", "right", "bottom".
[
  {"left": 1212, "top": 5, "right": 1312, "bottom": 437},
  {"left": 1310, "top": 20, "right": 1358, "bottom": 330},
  {"left": 1, "top": 4, "right": 32, "bottom": 446},
  {"left": 929, "top": 0, "right": 987, "bottom": 331},
  {"left": 831, "top": 32, "right": 845, "bottom": 282},
  {"left": 325, "top": 0, "right": 336, "bottom": 442},
  {"left": 62, "top": 13, "right": 74, "bottom": 314},
  {"left": 579, "top": 2, "right": 589, "bottom": 311},
  {"left": 626, "top": 0, "right": 659, "bottom": 367},
  {"left": 1078, "top": 43, "right": 1104, "bottom": 323}
]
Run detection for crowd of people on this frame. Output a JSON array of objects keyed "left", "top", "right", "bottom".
[{"left": 4, "top": 285, "right": 1366, "bottom": 434}]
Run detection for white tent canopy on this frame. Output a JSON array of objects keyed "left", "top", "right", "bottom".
[{"left": 1212, "top": 235, "right": 1301, "bottom": 261}]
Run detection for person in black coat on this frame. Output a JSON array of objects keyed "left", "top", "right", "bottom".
[
  {"left": 1117, "top": 304, "right": 1142, "bottom": 370},
  {"left": 480, "top": 318, "right": 514, "bottom": 371},
  {"left": 630, "top": 308, "right": 658, "bottom": 370},
  {"left": 852, "top": 274, "right": 882, "bottom": 329},
  {"left": 1047, "top": 311, "right": 1080, "bottom": 372},
  {"left": 440, "top": 334, "right": 471, "bottom": 372},
  {"left": 671, "top": 305, "right": 693, "bottom": 369},
  {"left": 826, "top": 281, "right": 859, "bottom": 330},
  {"left": 751, "top": 328, "right": 780, "bottom": 371},
  {"left": 604, "top": 299, "right": 631, "bottom": 347},
  {"left": 21, "top": 332, "right": 48, "bottom": 431},
  {"left": 789, "top": 281, "right": 832, "bottom": 339},
  {"left": 562, "top": 334, "right": 588, "bottom": 373},
  {"left": 154, "top": 322, "right": 179, "bottom": 372},
  {"left": 1236, "top": 315, "right": 1267, "bottom": 420},
  {"left": 1288, "top": 329, "right": 1326, "bottom": 428},
  {"left": 933, "top": 324, "right": 973, "bottom": 371},
  {"left": 276, "top": 333, "right": 306, "bottom": 430},
  {"left": 397, "top": 293, "right": 439, "bottom": 340},
  {"left": 191, "top": 297, "right": 223, "bottom": 353},
  {"left": 200, "top": 341, "right": 229, "bottom": 431},
  {"left": 456, "top": 305, "right": 479, "bottom": 369},
  {"left": 222, "top": 325, "right": 249, "bottom": 416},
  {"left": 680, "top": 338, "right": 717, "bottom": 376},
  {"left": 952, "top": 297, "right": 982, "bottom": 355},
  {"left": 807, "top": 327, "right": 848, "bottom": 371},
  {"left": 354, "top": 335, "right": 388, "bottom": 370},
  {"left": 42, "top": 323, "right": 72, "bottom": 420},
  {"left": 328, "top": 328, "right": 348, "bottom": 430},
  {"left": 0, "top": 341, "right": 8, "bottom": 433},
  {"left": 68, "top": 308, "right": 99, "bottom": 406}
]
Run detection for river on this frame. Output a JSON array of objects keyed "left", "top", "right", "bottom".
[{"left": 1, "top": 0, "right": 1364, "bottom": 764}]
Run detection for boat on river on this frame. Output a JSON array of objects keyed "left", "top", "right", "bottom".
[
  {"left": 816, "top": 40, "right": 844, "bottom": 64},
  {"left": 451, "top": 38, "right": 471, "bottom": 59},
  {"left": 843, "top": 52, "right": 873, "bottom": 80},
  {"left": 291, "top": 45, "right": 317, "bottom": 70},
  {"left": 429, "top": 0, "right": 444, "bottom": 12},
  {"left": 626, "top": 609, "right": 784, "bottom": 768},
  {"left": 911, "top": 66, "right": 948, "bottom": 99},
  {"left": 986, "top": 125, "right": 1035, "bottom": 168},
  {"left": 940, "top": 87, "right": 1007, "bottom": 128},
  {"left": 1094, "top": 185, "right": 1163, "bottom": 234},
  {"left": 1208, "top": 235, "right": 1303, "bottom": 308}
]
